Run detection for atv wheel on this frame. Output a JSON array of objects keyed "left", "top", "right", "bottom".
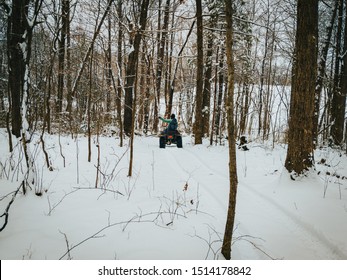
[
  {"left": 159, "top": 136, "right": 166, "bottom": 148},
  {"left": 176, "top": 136, "right": 183, "bottom": 148}
]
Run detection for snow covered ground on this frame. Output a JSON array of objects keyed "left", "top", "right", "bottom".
[{"left": 0, "top": 128, "right": 347, "bottom": 260}]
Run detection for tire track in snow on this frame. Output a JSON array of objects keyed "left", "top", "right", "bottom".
[
  {"left": 239, "top": 181, "right": 347, "bottom": 259},
  {"left": 163, "top": 146, "right": 228, "bottom": 213},
  {"left": 178, "top": 146, "right": 347, "bottom": 259}
]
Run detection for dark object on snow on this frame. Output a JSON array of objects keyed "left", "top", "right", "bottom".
[
  {"left": 159, "top": 130, "right": 183, "bottom": 148},
  {"left": 238, "top": 136, "right": 249, "bottom": 151}
]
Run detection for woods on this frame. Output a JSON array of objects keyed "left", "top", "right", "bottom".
[
  {"left": 1, "top": 0, "right": 345, "bottom": 149},
  {"left": 0, "top": 0, "right": 347, "bottom": 260}
]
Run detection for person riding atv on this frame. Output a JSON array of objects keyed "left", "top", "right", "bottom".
[
  {"left": 159, "top": 114, "right": 182, "bottom": 148},
  {"left": 159, "top": 114, "right": 178, "bottom": 133}
]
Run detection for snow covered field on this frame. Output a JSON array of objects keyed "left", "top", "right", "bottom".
[{"left": 0, "top": 129, "right": 347, "bottom": 260}]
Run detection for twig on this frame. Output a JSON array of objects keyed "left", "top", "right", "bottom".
[
  {"left": 47, "top": 189, "right": 79, "bottom": 216},
  {"left": 73, "top": 187, "right": 124, "bottom": 197},
  {"left": 0, "top": 184, "right": 21, "bottom": 232},
  {"left": 232, "top": 234, "right": 276, "bottom": 260},
  {"left": 59, "top": 230, "right": 72, "bottom": 260},
  {"left": 58, "top": 210, "right": 187, "bottom": 259}
]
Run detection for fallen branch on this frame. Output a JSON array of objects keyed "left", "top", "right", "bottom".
[
  {"left": 47, "top": 189, "right": 79, "bottom": 216},
  {"left": 58, "top": 210, "right": 187, "bottom": 259},
  {"left": 59, "top": 230, "right": 73, "bottom": 260},
  {"left": 73, "top": 187, "right": 124, "bottom": 197},
  {"left": 0, "top": 184, "right": 21, "bottom": 232}
]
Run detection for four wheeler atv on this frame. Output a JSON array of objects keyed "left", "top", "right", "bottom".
[{"left": 159, "top": 130, "right": 183, "bottom": 148}]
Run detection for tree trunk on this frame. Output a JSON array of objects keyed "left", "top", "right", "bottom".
[
  {"left": 332, "top": 0, "right": 347, "bottom": 147},
  {"left": 215, "top": 45, "right": 225, "bottom": 140},
  {"left": 285, "top": 0, "right": 318, "bottom": 175},
  {"left": 202, "top": 33, "right": 213, "bottom": 137},
  {"left": 222, "top": 0, "right": 238, "bottom": 260},
  {"left": 123, "top": 0, "right": 150, "bottom": 136},
  {"left": 193, "top": 0, "right": 204, "bottom": 144},
  {"left": 116, "top": 0, "right": 123, "bottom": 146},
  {"left": 105, "top": 11, "right": 112, "bottom": 118},
  {"left": 165, "top": 7, "right": 175, "bottom": 116},
  {"left": 210, "top": 46, "right": 219, "bottom": 145},
  {"left": 152, "top": 0, "right": 162, "bottom": 133},
  {"left": 7, "top": 0, "right": 30, "bottom": 137},
  {"left": 143, "top": 54, "right": 151, "bottom": 134},
  {"left": 314, "top": 1, "right": 338, "bottom": 146},
  {"left": 65, "top": 0, "right": 72, "bottom": 115},
  {"left": 57, "top": 0, "right": 68, "bottom": 114},
  {"left": 331, "top": 0, "right": 345, "bottom": 146}
]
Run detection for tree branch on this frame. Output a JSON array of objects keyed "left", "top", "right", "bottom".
[{"left": 0, "top": 184, "right": 21, "bottom": 232}]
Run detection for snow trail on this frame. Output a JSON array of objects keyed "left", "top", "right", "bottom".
[{"left": 157, "top": 139, "right": 347, "bottom": 259}]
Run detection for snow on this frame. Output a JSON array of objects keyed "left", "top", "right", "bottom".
[{"left": 0, "top": 129, "right": 347, "bottom": 260}]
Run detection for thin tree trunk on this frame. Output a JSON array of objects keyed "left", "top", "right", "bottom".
[
  {"left": 210, "top": 46, "right": 219, "bottom": 145},
  {"left": 215, "top": 45, "right": 224, "bottom": 139},
  {"left": 143, "top": 54, "right": 151, "bottom": 134},
  {"left": 202, "top": 33, "right": 213, "bottom": 137},
  {"left": 193, "top": 0, "right": 204, "bottom": 144},
  {"left": 123, "top": 0, "right": 150, "bottom": 136},
  {"left": 105, "top": 11, "right": 112, "bottom": 118},
  {"left": 314, "top": 1, "right": 338, "bottom": 146},
  {"left": 57, "top": 0, "right": 68, "bottom": 114},
  {"left": 222, "top": 0, "right": 238, "bottom": 260},
  {"left": 332, "top": 0, "right": 347, "bottom": 146},
  {"left": 153, "top": 0, "right": 162, "bottom": 133},
  {"left": 127, "top": 0, "right": 150, "bottom": 176},
  {"left": 157, "top": 0, "right": 170, "bottom": 116},
  {"left": 165, "top": 7, "right": 175, "bottom": 116},
  {"left": 116, "top": 0, "right": 123, "bottom": 146},
  {"left": 331, "top": 0, "right": 345, "bottom": 145},
  {"left": 87, "top": 49, "right": 93, "bottom": 163},
  {"left": 65, "top": 0, "right": 72, "bottom": 114}
]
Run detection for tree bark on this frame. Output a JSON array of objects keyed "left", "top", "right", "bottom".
[
  {"left": 57, "top": 0, "right": 69, "bottom": 114},
  {"left": 123, "top": 0, "right": 150, "bottom": 136},
  {"left": 222, "top": 0, "right": 238, "bottom": 260},
  {"left": 193, "top": 0, "right": 204, "bottom": 144},
  {"left": 6, "top": 0, "right": 30, "bottom": 137},
  {"left": 215, "top": 44, "right": 225, "bottom": 139},
  {"left": 314, "top": 1, "right": 337, "bottom": 146},
  {"left": 116, "top": 0, "right": 123, "bottom": 146},
  {"left": 285, "top": 0, "right": 318, "bottom": 175},
  {"left": 202, "top": 33, "right": 213, "bottom": 137},
  {"left": 331, "top": 0, "right": 345, "bottom": 146}
]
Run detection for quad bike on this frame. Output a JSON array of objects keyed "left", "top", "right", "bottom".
[{"left": 159, "top": 130, "right": 183, "bottom": 148}]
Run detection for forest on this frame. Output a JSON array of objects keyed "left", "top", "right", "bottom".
[{"left": 0, "top": 0, "right": 347, "bottom": 260}]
